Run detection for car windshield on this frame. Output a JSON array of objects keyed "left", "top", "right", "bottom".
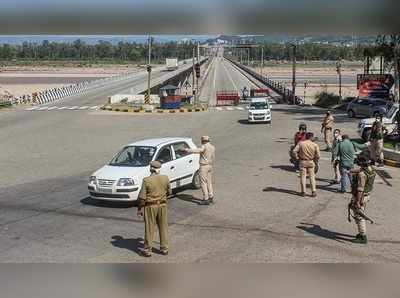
[
  {"left": 386, "top": 106, "right": 398, "bottom": 119},
  {"left": 250, "top": 101, "right": 269, "bottom": 110},
  {"left": 109, "top": 146, "right": 156, "bottom": 167}
]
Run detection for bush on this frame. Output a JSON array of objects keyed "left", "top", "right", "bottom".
[{"left": 314, "top": 92, "right": 341, "bottom": 108}]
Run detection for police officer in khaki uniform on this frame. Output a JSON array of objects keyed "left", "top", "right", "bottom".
[
  {"left": 321, "top": 111, "right": 334, "bottom": 151},
  {"left": 184, "top": 136, "right": 215, "bottom": 205},
  {"left": 293, "top": 132, "right": 320, "bottom": 197},
  {"left": 137, "top": 161, "right": 171, "bottom": 257},
  {"left": 369, "top": 117, "right": 384, "bottom": 167},
  {"left": 349, "top": 155, "right": 376, "bottom": 244}
]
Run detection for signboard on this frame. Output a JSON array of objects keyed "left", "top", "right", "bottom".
[{"left": 357, "top": 74, "right": 394, "bottom": 98}]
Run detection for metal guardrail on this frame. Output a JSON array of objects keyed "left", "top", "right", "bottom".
[
  {"left": 13, "top": 57, "right": 208, "bottom": 106},
  {"left": 224, "top": 56, "right": 304, "bottom": 105}
]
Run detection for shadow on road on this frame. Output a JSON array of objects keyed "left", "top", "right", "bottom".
[
  {"left": 263, "top": 186, "right": 302, "bottom": 197},
  {"left": 270, "top": 165, "right": 296, "bottom": 172},
  {"left": 237, "top": 119, "right": 252, "bottom": 125},
  {"left": 297, "top": 222, "right": 355, "bottom": 243},
  {"left": 81, "top": 197, "right": 135, "bottom": 208},
  {"left": 174, "top": 193, "right": 203, "bottom": 205},
  {"left": 110, "top": 236, "right": 143, "bottom": 256},
  {"left": 111, "top": 236, "right": 166, "bottom": 255}
]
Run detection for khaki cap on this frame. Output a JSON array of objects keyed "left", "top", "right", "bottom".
[
  {"left": 201, "top": 135, "right": 210, "bottom": 142},
  {"left": 150, "top": 161, "right": 162, "bottom": 169}
]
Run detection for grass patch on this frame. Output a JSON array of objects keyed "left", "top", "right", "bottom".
[
  {"left": 0, "top": 101, "right": 12, "bottom": 109},
  {"left": 313, "top": 92, "right": 341, "bottom": 108}
]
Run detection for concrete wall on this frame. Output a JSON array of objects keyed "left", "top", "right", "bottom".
[{"left": 109, "top": 94, "right": 160, "bottom": 104}]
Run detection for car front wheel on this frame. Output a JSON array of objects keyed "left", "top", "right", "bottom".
[
  {"left": 347, "top": 109, "right": 355, "bottom": 118},
  {"left": 191, "top": 171, "right": 201, "bottom": 189}
]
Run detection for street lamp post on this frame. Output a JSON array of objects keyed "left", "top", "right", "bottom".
[
  {"left": 394, "top": 43, "right": 400, "bottom": 103},
  {"left": 291, "top": 44, "right": 297, "bottom": 104},
  {"left": 336, "top": 59, "right": 342, "bottom": 100},
  {"left": 260, "top": 46, "right": 264, "bottom": 78},
  {"left": 146, "top": 35, "right": 152, "bottom": 105}
]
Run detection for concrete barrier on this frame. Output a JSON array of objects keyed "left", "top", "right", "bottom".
[{"left": 110, "top": 94, "right": 160, "bottom": 104}]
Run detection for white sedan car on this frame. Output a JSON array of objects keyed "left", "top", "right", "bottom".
[{"left": 88, "top": 138, "right": 200, "bottom": 202}]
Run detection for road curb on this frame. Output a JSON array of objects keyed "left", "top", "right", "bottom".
[
  {"left": 384, "top": 159, "right": 400, "bottom": 167},
  {"left": 101, "top": 106, "right": 208, "bottom": 114}
]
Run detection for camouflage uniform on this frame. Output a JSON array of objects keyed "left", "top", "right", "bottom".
[{"left": 350, "top": 165, "right": 376, "bottom": 244}]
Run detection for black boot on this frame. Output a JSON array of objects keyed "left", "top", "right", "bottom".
[{"left": 354, "top": 234, "right": 368, "bottom": 244}]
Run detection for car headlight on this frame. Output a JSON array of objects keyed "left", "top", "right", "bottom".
[
  {"left": 89, "top": 176, "right": 97, "bottom": 184},
  {"left": 117, "top": 178, "right": 135, "bottom": 186}
]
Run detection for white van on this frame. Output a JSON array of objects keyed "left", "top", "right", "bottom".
[{"left": 248, "top": 97, "right": 271, "bottom": 123}]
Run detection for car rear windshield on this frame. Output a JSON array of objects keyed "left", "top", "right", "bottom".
[
  {"left": 109, "top": 146, "right": 156, "bottom": 167},
  {"left": 250, "top": 101, "right": 269, "bottom": 110}
]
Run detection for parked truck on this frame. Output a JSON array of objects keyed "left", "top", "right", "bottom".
[{"left": 166, "top": 58, "right": 179, "bottom": 71}]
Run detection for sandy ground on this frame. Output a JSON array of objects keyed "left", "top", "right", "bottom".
[
  {"left": 0, "top": 64, "right": 149, "bottom": 97},
  {"left": 250, "top": 62, "right": 363, "bottom": 104}
]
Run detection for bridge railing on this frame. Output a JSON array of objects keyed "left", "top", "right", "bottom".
[{"left": 224, "top": 56, "right": 304, "bottom": 105}]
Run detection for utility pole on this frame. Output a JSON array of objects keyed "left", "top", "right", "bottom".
[
  {"left": 196, "top": 42, "right": 200, "bottom": 105},
  {"left": 291, "top": 44, "right": 296, "bottom": 104},
  {"left": 247, "top": 48, "right": 250, "bottom": 66},
  {"left": 240, "top": 49, "right": 243, "bottom": 64},
  {"left": 394, "top": 43, "right": 400, "bottom": 103},
  {"left": 192, "top": 48, "right": 196, "bottom": 104},
  {"left": 145, "top": 35, "right": 152, "bottom": 105},
  {"left": 336, "top": 59, "right": 342, "bottom": 100},
  {"left": 260, "top": 46, "right": 264, "bottom": 78}
]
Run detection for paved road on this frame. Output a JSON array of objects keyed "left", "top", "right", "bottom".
[{"left": 1, "top": 56, "right": 400, "bottom": 262}]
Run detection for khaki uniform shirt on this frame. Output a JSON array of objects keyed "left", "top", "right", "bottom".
[
  {"left": 189, "top": 143, "right": 215, "bottom": 166},
  {"left": 138, "top": 174, "right": 171, "bottom": 207},
  {"left": 322, "top": 115, "right": 334, "bottom": 130},
  {"left": 293, "top": 140, "right": 320, "bottom": 161}
]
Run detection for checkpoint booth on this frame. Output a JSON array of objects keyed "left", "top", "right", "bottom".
[{"left": 159, "top": 85, "right": 182, "bottom": 109}]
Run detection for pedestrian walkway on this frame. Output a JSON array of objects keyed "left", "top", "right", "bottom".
[{"left": 25, "top": 105, "right": 100, "bottom": 111}]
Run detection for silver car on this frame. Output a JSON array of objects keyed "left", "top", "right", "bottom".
[{"left": 347, "top": 98, "right": 391, "bottom": 118}]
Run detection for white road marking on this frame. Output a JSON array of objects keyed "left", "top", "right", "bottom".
[
  {"left": 57, "top": 106, "right": 68, "bottom": 110},
  {"left": 90, "top": 106, "right": 99, "bottom": 110},
  {"left": 221, "top": 60, "right": 239, "bottom": 92},
  {"left": 37, "top": 107, "right": 49, "bottom": 111},
  {"left": 78, "top": 106, "right": 89, "bottom": 110},
  {"left": 25, "top": 107, "right": 39, "bottom": 111},
  {"left": 226, "top": 107, "right": 234, "bottom": 111},
  {"left": 68, "top": 106, "right": 79, "bottom": 110},
  {"left": 216, "top": 107, "right": 223, "bottom": 111},
  {"left": 47, "top": 106, "right": 58, "bottom": 110},
  {"left": 236, "top": 107, "right": 244, "bottom": 110}
]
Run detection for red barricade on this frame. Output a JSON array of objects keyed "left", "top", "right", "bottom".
[{"left": 216, "top": 91, "right": 240, "bottom": 106}]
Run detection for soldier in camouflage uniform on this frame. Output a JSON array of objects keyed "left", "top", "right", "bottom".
[{"left": 349, "top": 155, "right": 376, "bottom": 244}]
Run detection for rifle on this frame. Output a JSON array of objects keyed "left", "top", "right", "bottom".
[{"left": 347, "top": 203, "right": 374, "bottom": 224}]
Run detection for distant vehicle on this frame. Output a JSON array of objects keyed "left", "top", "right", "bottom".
[
  {"left": 88, "top": 138, "right": 200, "bottom": 202},
  {"left": 347, "top": 98, "right": 392, "bottom": 118},
  {"left": 166, "top": 58, "right": 179, "bottom": 71},
  {"left": 358, "top": 103, "right": 399, "bottom": 141},
  {"left": 247, "top": 97, "right": 271, "bottom": 124}
]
